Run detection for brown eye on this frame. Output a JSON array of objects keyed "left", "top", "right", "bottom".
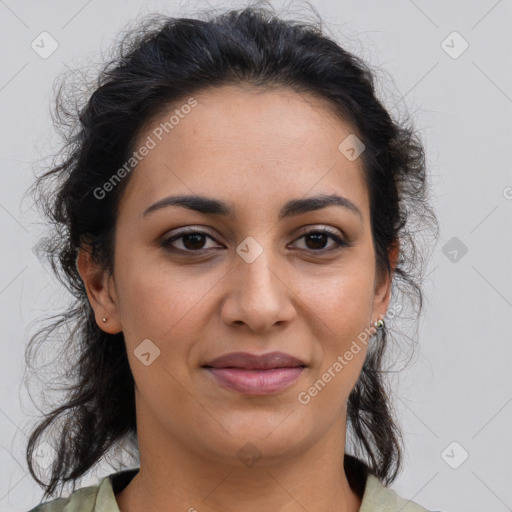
[
  {"left": 181, "top": 233, "right": 208, "bottom": 250},
  {"left": 292, "top": 228, "right": 348, "bottom": 253},
  {"left": 303, "top": 232, "right": 329, "bottom": 250},
  {"left": 160, "top": 229, "right": 223, "bottom": 253}
]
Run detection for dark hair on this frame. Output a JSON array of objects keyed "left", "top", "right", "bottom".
[{"left": 24, "top": 2, "right": 439, "bottom": 500}]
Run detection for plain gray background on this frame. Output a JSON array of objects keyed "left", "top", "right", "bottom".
[{"left": 1, "top": 1, "right": 511, "bottom": 511}]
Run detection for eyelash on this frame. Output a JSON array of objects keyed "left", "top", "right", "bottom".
[{"left": 160, "top": 227, "right": 350, "bottom": 255}]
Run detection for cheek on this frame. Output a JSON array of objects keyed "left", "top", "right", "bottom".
[
  {"left": 114, "top": 261, "right": 208, "bottom": 406},
  {"left": 300, "top": 266, "right": 374, "bottom": 385},
  {"left": 303, "top": 265, "right": 375, "bottom": 334},
  {"left": 112, "top": 252, "right": 212, "bottom": 345}
]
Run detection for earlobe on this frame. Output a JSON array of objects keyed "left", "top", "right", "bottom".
[{"left": 76, "top": 249, "right": 122, "bottom": 334}]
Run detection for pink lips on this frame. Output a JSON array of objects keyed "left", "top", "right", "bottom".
[{"left": 202, "top": 351, "right": 306, "bottom": 395}]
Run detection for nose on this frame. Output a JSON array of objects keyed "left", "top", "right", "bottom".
[{"left": 220, "top": 241, "right": 296, "bottom": 333}]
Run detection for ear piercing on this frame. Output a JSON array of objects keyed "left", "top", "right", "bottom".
[
  {"left": 373, "top": 315, "right": 385, "bottom": 330},
  {"left": 102, "top": 317, "right": 108, "bottom": 323}
]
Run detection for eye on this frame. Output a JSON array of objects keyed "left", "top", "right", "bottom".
[
  {"left": 160, "top": 229, "right": 223, "bottom": 253},
  {"left": 291, "top": 227, "right": 349, "bottom": 253},
  {"left": 160, "top": 226, "right": 351, "bottom": 255}
]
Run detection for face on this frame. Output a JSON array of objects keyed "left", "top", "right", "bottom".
[{"left": 81, "top": 84, "right": 393, "bottom": 465}]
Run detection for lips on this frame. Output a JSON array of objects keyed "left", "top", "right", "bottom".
[
  {"left": 202, "top": 351, "right": 306, "bottom": 395},
  {"left": 202, "top": 351, "right": 306, "bottom": 370}
]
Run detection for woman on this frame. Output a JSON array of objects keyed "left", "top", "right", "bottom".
[{"left": 25, "top": 4, "right": 440, "bottom": 511}]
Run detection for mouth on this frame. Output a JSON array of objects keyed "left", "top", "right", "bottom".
[{"left": 202, "top": 351, "right": 306, "bottom": 395}]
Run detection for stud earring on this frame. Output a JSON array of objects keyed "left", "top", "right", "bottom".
[
  {"left": 373, "top": 315, "right": 385, "bottom": 330},
  {"left": 102, "top": 317, "right": 107, "bottom": 323}
]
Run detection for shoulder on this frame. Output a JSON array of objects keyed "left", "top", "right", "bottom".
[
  {"left": 361, "top": 473, "right": 442, "bottom": 512},
  {"left": 26, "top": 482, "right": 101, "bottom": 512},
  {"left": 344, "top": 454, "right": 441, "bottom": 512},
  {"left": 26, "top": 468, "right": 139, "bottom": 512}
]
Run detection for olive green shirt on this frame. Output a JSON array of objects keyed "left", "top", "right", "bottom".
[{"left": 27, "top": 467, "right": 438, "bottom": 512}]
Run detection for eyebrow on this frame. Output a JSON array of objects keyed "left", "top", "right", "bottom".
[{"left": 143, "top": 193, "right": 362, "bottom": 221}]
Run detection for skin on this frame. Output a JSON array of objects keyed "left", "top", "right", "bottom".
[{"left": 78, "top": 84, "right": 397, "bottom": 512}]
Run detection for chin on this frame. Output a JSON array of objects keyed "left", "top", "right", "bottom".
[{"left": 195, "top": 416, "right": 313, "bottom": 465}]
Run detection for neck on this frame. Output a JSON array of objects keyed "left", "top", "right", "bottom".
[{"left": 115, "top": 402, "right": 364, "bottom": 512}]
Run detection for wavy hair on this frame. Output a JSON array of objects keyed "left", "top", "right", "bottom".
[{"left": 24, "top": 2, "right": 439, "bottom": 500}]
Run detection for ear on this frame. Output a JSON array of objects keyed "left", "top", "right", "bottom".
[
  {"left": 372, "top": 240, "right": 399, "bottom": 319},
  {"left": 77, "top": 248, "right": 122, "bottom": 334}
]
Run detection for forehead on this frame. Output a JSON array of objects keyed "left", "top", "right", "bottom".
[{"left": 120, "top": 85, "right": 369, "bottom": 221}]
